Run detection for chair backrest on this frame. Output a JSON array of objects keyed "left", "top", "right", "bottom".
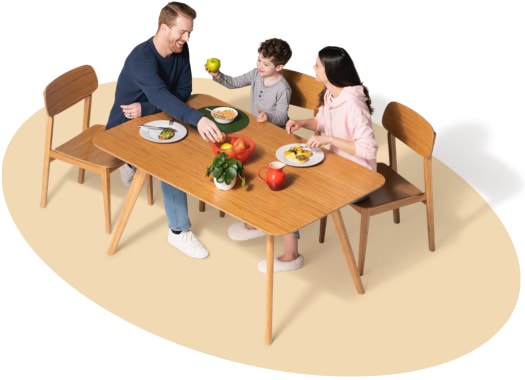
[
  {"left": 44, "top": 65, "right": 98, "bottom": 118},
  {"left": 281, "top": 69, "right": 323, "bottom": 114},
  {"left": 382, "top": 101, "right": 436, "bottom": 160},
  {"left": 382, "top": 101, "right": 436, "bottom": 200}
]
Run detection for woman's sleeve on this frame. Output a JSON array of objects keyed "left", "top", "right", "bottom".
[{"left": 352, "top": 109, "right": 378, "bottom": 161}]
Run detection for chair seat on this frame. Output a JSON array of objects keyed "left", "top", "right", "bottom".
[
  {"left": 352, "top": 162, "right": 423, "bottom": 211},
  {"left": 53, "top": 124, "right": 123, "bottom": 169}
]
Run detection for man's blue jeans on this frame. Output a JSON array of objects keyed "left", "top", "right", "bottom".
[{"left": 161, "top": 181, "right": 191, "bottom": 231}]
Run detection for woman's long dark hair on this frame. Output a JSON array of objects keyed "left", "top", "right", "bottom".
[{"left": 317, "top": 46, "right": 373, "bottom": 114}]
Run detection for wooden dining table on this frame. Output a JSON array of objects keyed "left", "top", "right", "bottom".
[{"left": 93, "top": 93, "right": 385, "bottom": 344}]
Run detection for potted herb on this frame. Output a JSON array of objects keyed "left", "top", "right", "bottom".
[{"left": 205, "top": 151, "right": 246, "bottom": 190}]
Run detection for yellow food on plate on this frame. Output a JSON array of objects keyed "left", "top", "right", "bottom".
[
  {"left": 284, "top": 145, "right": 313, "bottom": 163},
  {"left": 158, "top": 128, "right": 175, "bottom": 140}
]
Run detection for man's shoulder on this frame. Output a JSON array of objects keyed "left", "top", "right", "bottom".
[{"left": 129, "top": 38, "right": 154, "bottom": 55}]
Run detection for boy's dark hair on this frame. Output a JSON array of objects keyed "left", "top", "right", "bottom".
[{"left": 258, "top": 38, "right": 292, "bottom": 67}]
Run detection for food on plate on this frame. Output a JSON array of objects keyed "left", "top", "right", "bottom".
[
  {"left": 284, "top": 145, "right": 313, "bottom": 163},
  {"left": 158, "top": 128, "right": 175, "bottom": 140}
]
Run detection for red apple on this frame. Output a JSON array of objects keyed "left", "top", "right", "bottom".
[{"left": 233, "top": 138, "right": 248, "bottom": 153}]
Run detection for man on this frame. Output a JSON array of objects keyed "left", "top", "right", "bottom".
[{"left": 106, "top": 2, "right": 223, "bottom": 259}]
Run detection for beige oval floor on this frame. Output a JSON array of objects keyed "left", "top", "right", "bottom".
[{"left": 3, "top": 79, "right": 520, "bottom": 377}]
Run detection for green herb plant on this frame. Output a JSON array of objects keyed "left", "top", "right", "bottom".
[{"left": 205, "top": 151, "right": 246, "bottom": 187}]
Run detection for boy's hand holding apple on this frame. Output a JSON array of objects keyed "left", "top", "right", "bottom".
[{"left": 205, "top": 58, "right": 221, "bottom": 78}]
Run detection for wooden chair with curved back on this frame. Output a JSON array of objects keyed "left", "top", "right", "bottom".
[
  {"left": 318, "top": 101, "right": 437, "bottom": 275},
  {"left": 40, "top": 64, "right": 154, "bottom": 234},
  {"left": 198, "top": 68, "right": 324, "bottom": 217},
  {"left": 281, "top": 68, "right": 323, "bottom": 115}
]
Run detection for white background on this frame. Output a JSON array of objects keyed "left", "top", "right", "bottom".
[{"left": 1, "top": 1, "right": 523, "bottom": 378}]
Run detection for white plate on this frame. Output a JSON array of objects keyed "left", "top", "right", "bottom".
[
  {"left": 139, "top": 120, "right": 188, "bottom": 143},
  {"left": 275, "top": 143, "right": 325, "bottom": 167}
]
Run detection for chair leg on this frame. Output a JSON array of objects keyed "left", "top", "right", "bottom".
[
  {"left": 78, "top": 168, "right": 86, "bottom": 184},
  {"left": 101, "top": 171, "right": 112, "bottom": 234},
  {"left": 318, "top": 216, "right": 327, "bottom": 243},
  {"left": 199, "top": 199, "right": 224, "bottom": 217},
  {"left": 393, "top": 208, "right": 400, "bottom": 224},
  {"left": 357, "top": 212, "right": 371, "bottom": 276},
  {"left": 40, "top": 158, "right": 51, "bottom": 208},
  {"left": 426, "top": 201, "right": 436, "bottom": 251},
  {"left": 146, "top": 174, "right": 154, "bottom": 205}
]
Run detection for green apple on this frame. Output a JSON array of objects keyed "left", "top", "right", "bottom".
[{"left": 206, "top": 57, "right": 221, "bottom": 73}]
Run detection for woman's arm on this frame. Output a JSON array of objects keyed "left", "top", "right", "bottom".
[{"left": 285, "top": 118, "right": 317, "bottom": 134}]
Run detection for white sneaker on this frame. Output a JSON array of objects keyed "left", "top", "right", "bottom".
[
  {"left": 228, "top": 222, "right": 266, "bottom": 241},
  {"left": 119, "top": 164, "right": 135, "bottom": 188},
  {"left": 258, "top": 255, "right": 304, "bottom": 273},
  {"left": 167, "top": 229, "right": 209, "bottom": 259}
]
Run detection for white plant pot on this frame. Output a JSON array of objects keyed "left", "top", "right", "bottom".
[{"left": 214, "top": 177, "right": 236, "bottom": 190}]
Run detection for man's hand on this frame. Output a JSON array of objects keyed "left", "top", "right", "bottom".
[
  {"left": 197, "top": 117, "right": 223, "bottom": 142},
  {"left": 121, "top": 102, "right": 142, "bottom": 119}
]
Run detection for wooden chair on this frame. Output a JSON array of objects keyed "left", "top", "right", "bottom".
[
  {"left": 318, "top": 101, "right": 436, "bottom": 275},
  {"left": 282, "top": 68, "right": 323, "bottom": 114},
  {"left": 198, "top": 68, "right": 324, "bottom": 217},
  {"left": 40, "top": 64, "right": 154, "bottom": 234}
]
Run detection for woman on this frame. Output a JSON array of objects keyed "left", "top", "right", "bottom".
[{"left": 286, "top": 46, "right": 378, "bottom": 170}]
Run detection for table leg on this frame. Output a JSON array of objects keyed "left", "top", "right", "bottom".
[
  {"left": 107, "top": 168, "right": 147, "bottom": 256},
  {"left": 265, "top": 234, "right": 275, "bottom": 345},
  {"left": 330, "top": 210, "right": 365, "bottom": 294},
  {"left": 146, "top": 174, "right": 154, "bottom": 205}
]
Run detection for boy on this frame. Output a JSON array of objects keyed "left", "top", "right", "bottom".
[{"left": 206, "top": 38, "right": 303, "bottom": 273}]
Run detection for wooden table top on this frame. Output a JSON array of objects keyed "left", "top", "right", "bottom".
[{"left": 94, "top": 93, "right": 384, "bottom": 236}]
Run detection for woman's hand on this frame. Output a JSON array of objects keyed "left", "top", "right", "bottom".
[
  {"left": 285, "top": 119, "right": 301, "bottom": 134},
  {"left": 305, "top": 134, "right": 331, "bottom": 148},
  {"left": 286, "top": 118, "right": 317, "bottom": 135}
]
